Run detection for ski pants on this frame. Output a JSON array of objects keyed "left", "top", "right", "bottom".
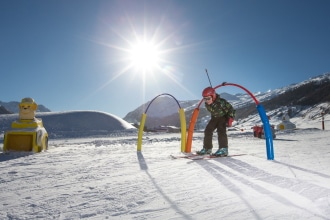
[{"left": 203, "top": 116, "right": 228, "bottom": 150}]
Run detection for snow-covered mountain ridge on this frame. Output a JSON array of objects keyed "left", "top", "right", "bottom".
[
  {"left": 124, "top": 72, "right": 330, "bottom": 129},
  {"left": 1, "top": 73, "right": 329, "bottom": 136},
  {"left": 218, "top": 72, "right": 330, "bottom": 109}
]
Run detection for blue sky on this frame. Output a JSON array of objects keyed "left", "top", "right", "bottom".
[{"left": 1, "top": 0, "right": 329, "bottom": 118}]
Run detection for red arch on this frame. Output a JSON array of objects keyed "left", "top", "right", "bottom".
[{"left": 214, "top": 82, "right": 259, "bottom": 105}]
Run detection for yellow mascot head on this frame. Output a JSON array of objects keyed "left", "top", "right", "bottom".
[{"left": 19, "top": 97, "right": 38, "bottom": 120}]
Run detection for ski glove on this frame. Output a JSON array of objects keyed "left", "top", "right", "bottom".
[{"left": 226, "top": 118, "right": 234, "bottom": 127}]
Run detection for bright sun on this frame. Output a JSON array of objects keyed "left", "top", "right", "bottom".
[{"left": 129, "top": 41, "right": 160, "bottom": 72}]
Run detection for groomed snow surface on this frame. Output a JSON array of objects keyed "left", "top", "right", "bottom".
[
  {"left": 1, "top": 132, "right": 330, "bottom": 219},
  {"left": 0, "top": 111, "right": 330, "bottom": 219}
]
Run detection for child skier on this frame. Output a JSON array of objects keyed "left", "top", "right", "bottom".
[{"left": 197, "top": 87, "right": 235, "bottom": 156}]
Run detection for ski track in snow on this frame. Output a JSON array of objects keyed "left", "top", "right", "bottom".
[{"left": 1, "top": 129, "right": 330, "bottom": 219}]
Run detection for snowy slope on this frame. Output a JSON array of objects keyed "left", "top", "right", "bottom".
[
  {"left": 0, "top": 107, "right": 330, "bottom": 219},
  {"left": 0, "top": 128, "right": 330, "bottom": 219}
]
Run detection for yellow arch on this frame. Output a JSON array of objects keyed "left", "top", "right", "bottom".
[
  {"left": 137, "top": 113, "right": 147, "bottom": 151},
  {"left": 179, "top": 108, "right": 187, "bottom": 152},
  {"left": 137, "top": 93, "right": 186, "bottom": 152}
]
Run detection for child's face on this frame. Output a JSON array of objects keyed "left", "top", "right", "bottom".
[{"left": 203, "top": 96, "right": 213, "bottom": 104}]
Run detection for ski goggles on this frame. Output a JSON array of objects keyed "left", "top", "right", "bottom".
[{"left": 203, "top": 97, "right": 212, "bottom": 101}]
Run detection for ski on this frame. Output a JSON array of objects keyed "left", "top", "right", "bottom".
[
  {"left": 170, "top": 153, "right": 246, "bottom": 160},
  {"left": 188, "top": 153, "right": 246, "bottom": 160},
  {"left": 170, "top": 153, "right": 197, "bottom": 159}
]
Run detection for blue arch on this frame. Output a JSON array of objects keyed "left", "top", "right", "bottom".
[{"left": 215, "top": 83, "right": 274, "bottom": 160}]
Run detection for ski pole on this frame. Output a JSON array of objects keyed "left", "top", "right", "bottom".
[{"left": 205, "top": 69, "right": 213, "bottom": 87}]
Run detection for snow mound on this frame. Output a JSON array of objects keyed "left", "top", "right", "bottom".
[{"left": 0, "top": 111, "right": 136, "bottom": 139}]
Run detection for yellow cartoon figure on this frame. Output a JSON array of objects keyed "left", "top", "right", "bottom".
[{"left": 3, "top": 97, "right": 48, "bottom": 153}]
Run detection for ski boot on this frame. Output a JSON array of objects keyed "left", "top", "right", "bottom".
[
  {"left": 213, "top": 148, "right": 228, "bottom": 157},
  {"left": 196, "top": 148, "right": 212, "bottom": 155}
]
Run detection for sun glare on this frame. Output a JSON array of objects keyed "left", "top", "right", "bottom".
[
  {"left": 129, "top": 41, "right": 160, "bottom": 72},
  {"left": 95, "top": 17, "right": 194, "bottom": 97}
]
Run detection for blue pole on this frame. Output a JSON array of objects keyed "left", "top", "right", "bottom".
[{"left": 256, "top": 104, "right": 274, "bottom": 160}]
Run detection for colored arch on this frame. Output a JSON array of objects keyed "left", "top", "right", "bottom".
[
  {"left": 137, "top": 93, "right": 187, "bottom": 152},
  {"left": 186, "top": 82, "right": 274, "bottom": 160}
]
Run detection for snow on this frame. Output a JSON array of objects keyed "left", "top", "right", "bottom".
[{"left": 1, "top": 111, "right": 330, "bottom": 219}]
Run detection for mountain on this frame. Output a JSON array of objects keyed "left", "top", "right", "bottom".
[
  {"left": 218, "top": 92, "right": 240, "bottom": 101},
  {"left": 123, "top": 96, "right": 201, "bottom": 128},
  {"left": 1, "top": 73, "right": 329, "bottom": 133},
  {"left": 123, "top": 72, "right": 330, "bottom": 129},
  {"left": 0, "top": 105, "right": 12, "bottom": 114},
  {"left": 235, "top": 72, "right": 330, "bottom": 120},
  {"left": 0, "top": 101, "right": 51, "bottom": 114}
]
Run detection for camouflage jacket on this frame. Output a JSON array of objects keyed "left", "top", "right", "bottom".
[{"left": 205, "top": 94, "right": 235, "bottom": 118}]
